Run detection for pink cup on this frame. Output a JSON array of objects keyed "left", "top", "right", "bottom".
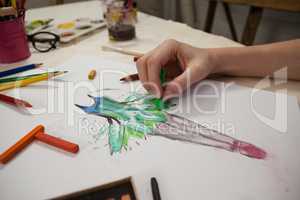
[{"left": 0, "top": 14, "right": 31, "bottom": 64}]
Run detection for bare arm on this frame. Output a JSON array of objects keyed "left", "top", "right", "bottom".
[
  {"left": 136, "top": 39, "right": 300, "bottom": 99},
  {"left": 211, "top": 39, "right": 300, "bottom": 80}
]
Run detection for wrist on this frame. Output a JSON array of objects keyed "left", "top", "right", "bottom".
[
  {"left": 207, "top": 48, "right": 223, "bottom": 74},
  {"left": 207, "top": 47, "right": 240, "bottom": 75}
]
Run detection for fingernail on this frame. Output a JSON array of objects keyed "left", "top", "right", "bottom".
[
  {"left": 163, "top": 91, "right": 176, "bottom": 101},
  {"left": 150, "top": 89, "right": 161, "bottom": 98},
  {"left": 133, "top": 57, "right": 139, "bottom": 62}
]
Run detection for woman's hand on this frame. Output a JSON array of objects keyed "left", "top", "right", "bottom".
[{"left": 136, "top": 39, "right": 217, "bottom": 100}]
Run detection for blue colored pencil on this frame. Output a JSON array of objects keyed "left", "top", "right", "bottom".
[{"left": 0, "top": 63, "right": 43, "bottom": 78}]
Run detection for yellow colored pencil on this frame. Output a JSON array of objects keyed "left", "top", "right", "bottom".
[
  {"left": 0, "top": 71, "right": 67, "bottom": 92},
  {"left": 11, "top": 0, "right": 17, "bottom": 9}
]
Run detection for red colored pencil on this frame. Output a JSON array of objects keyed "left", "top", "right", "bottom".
[
  {"left": 120, "top": 73, "right": 139, "bottom": 82},
  {"left": 120, "top": 56, "right": 141, "bottom": 82},
  {"left": 0, "top": 93, "right": 32, "bottom": 108},
  {"left": 20, "top": 0, "right": 26, "bottom": 9},
  {"left": 127, "top": 0, "right": 133, "bottom": 8}
]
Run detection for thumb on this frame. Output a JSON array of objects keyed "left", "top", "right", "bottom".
[
  {"left": 162, "top": 69, "right": 190, "bottom": 100},
  {"left": 163, "top": 66, "right": 206, "bottom": 100}
]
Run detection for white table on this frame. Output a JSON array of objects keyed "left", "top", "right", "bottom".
[
  {"left": 1, "top": 1, "right": 300, "bottom": 200},
  {"left": 20, "top": 1, "right": 300, "bottom": 102}
]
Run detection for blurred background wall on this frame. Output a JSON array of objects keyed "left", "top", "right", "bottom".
[{"left": 27, "top": 0, "right": 300, "bottom": 44}]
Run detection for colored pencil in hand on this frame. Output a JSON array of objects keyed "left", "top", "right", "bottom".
[
  {"left": 0, "top": 63, "right": 43, "bottom": 78},
  {"left": 0, "top": 93, "right": 32, "bottom": 108},
  {"left": 101, "top": 46, "right": 145, "bottom": 82},
  {"left": 120, "top": 73, "right": 139, "bottom": 82},
  {"left": 121, "top": 69, "right": 166, "bottom": 84},
  {"left": 120, "top": 56, "right": 141, "bottom": 82}
]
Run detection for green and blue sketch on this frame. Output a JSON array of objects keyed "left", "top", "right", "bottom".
[
  {"left": 76, "top": 93, "right": 171, "bottom": 154},
  {"left": 75, "top": 93, "right": 267, "bottom": 159}
]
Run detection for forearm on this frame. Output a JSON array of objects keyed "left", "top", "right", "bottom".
[{"left": 210, "top": 39, "right": 300, "bottom": 80}]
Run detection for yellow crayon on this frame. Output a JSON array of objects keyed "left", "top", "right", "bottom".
[{"left": 88, "top": 69, "right": 96, "bottom": 80}]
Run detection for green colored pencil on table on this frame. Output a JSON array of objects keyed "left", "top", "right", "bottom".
[{"left": 0, "top": 71, "right": 60, "bottom": 84}]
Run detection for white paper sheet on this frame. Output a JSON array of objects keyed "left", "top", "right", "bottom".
[{"left": 0, "top": 56, "right": 300, "bottom": 200}]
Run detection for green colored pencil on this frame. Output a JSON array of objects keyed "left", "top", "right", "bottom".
[{"left": 0, "top": 71, "right": 60, "bottom": 84}]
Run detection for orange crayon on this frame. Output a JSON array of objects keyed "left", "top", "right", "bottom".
[
  {"left": 35, "top": 132, "right": 79, "bottom": 154},
  {"left": 0, "top": 125, "right": 43, "bottom": 164},
  {"left": 0, "top": 125, "right": 79, "bottom": 164}
]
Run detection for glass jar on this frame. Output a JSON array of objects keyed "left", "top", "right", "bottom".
[{"left": 105, "top": 1, "right": 137, "bottom": 41}]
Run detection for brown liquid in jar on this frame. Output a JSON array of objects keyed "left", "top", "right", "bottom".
[{"left": 108, "top": 24, "right": 135, "bottom": 41}]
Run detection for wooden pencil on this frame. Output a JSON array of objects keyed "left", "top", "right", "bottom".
[
  {"left": 101, "top": 45, "right": 143, "bottom": 57},
  {"left": 0, "top": 71, "right": 67, "bottom": 92},
  {"left": 101, "top": 46, "right": 144, "bottom": 82},
  {"left": 20, "top": 0, "right": 26, "bottom": 9},
  {"left": 0, "top": 63, "right": 43, "bottom": 78},
  {"left": 0, "top": 72, "right": 51, "bottom": 84},
  {"left": 0, "top": 93, "right": 32, "bottom": 108},
  {"left": 120, "top": 73, "right": 139, "bottom": 82},
  {"left": 120, "top": 56, "right": 141, "bottom": 82},
  {"left": 11, "top": 0, "right": 17, "bottom": 9}
]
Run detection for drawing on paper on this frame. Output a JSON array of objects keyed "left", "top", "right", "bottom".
[{"left": 75, "top": 92, "right": 267, "bottom": 159}]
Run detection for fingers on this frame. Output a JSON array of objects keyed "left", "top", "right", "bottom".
[
  {"left": 137, "top": 54, "right": 163, "bottom": 97},
  {"left": 136, "top": 39, "right": 213, "bottom": 100},
  {"left": 147, "top": 57, "right": 163, "bottom": 97},
  {"left": 136, "top": 55, "right": 149, "bottom": 88},
  {"left": 136, "top": 39, "right": 179, "bottom": 98}
]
